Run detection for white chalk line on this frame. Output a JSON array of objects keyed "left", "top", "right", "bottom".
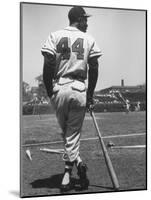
[
  {"left": 40, "top": 145, "right": 146, "bottom": 154},
  {"left": 103, "top": 132, "right": 146, "bottom": 139},
  {"left": 111, "top": 145, "right": 146, "bottom": 149},
  {"left": 22, "top": 132, "right": 146, "bottom": 147}
]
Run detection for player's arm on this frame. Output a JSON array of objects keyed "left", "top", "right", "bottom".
[
  {"left": 87, "top": 56, "right": 99, "bottom": 109},
  {"left": 42, "top": 52, "right": 56, "bottom": 98}
]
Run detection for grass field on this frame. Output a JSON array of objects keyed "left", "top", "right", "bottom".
[{"left": 21, "top": 111, "right": 147, "bottom": 197}]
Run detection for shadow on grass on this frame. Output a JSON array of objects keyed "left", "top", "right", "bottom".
[
  {"left": 30, "top": 174, "right": 88, "bottom": 191},
  {"left": 30, "top": 174, "right": 81, "bottom": 190},
  {"left": 30, "top": 173, "right": 113, "bottom": 192},
  {"left": 30, "top": 173, "right": 63, "bottom": 189}
]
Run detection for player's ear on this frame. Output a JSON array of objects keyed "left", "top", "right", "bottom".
[{"left": 78, "top": 17, "right": 83, "bottom": 23}]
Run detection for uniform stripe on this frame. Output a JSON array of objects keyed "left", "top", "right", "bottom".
[
  {"left": 41, "top": 48, "right": 55, "bottom": 55},
  {"left": 89, "top": 52, "right": 102, "bottom": 58}
]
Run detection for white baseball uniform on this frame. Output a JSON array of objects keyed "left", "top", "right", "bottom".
[{"left": 41, "top": 26, "right": 102, "bottom": 162}]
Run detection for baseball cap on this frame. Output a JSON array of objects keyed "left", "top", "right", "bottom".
[{"left": 68, "top": 6, "right": 91, "bottom": 22}]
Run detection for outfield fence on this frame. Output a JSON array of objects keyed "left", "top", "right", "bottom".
[{"left": 23, "top": 102, "right": 146, "bottom": 115}]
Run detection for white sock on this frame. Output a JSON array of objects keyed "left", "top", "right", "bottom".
[
  {"left": 62, "top": 172, "right": 70, "bottom": 185},
  {"left": 76, "top": 156, "right": 82, "bottom": 167}
]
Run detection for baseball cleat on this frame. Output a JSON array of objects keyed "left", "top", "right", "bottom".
[
  {"left": 60, "top": 169, "right": 73, "bottom": 193},
  {"left": 60, "top": 181, "right": 73, "bottom": 193},
  {"left": 77, "top": 162, "right": 89, "bottom": 190}
]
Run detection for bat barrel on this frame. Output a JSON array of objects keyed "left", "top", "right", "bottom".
[{"left": 90, "top": 111, "right": 120, "bottom": 190}]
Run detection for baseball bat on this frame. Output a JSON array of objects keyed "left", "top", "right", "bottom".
[{"left": 90, "top": 110, "right": 120, "bottom": 190}]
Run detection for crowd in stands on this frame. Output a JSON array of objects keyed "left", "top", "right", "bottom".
[{"left": 94, "top": 91, "right": 146, "bottom": 112}]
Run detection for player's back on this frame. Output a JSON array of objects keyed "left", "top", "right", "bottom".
[
  {"left": 53, "top": 26, "right": 92, "bottom": 80},
  {"left": 42, "top": 26, "right": 101, "bottom": 80}
]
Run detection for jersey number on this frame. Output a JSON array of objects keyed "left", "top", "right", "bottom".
[{"left": 56, "top": 37, "right": 84, "bottom": 60}]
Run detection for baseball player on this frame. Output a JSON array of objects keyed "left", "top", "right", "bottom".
[
  {"left": 41, "top": 6, "right": 102, "bottom": 192},
  {"left": 125, "top": 99, "right": 130, "bottom": 113}
]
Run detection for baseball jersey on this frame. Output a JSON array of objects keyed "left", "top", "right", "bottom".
[{"left": 41, "top": 26, "right": 102, "bottom": 80}]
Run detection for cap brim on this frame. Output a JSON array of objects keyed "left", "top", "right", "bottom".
[{"left": 83, "top": 13, "right": 91, "bottom": 17}]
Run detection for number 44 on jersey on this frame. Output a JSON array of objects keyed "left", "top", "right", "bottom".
[{"left": 56, "top": 37, "right": 84, "bottom": 60}]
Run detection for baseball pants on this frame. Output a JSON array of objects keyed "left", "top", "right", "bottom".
[{"left": 51, "top": 78, "right": 86, "bottom": 162}]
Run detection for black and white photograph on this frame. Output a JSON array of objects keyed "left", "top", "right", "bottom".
[{"left": 20, "top": 2, "right": 147, "bottom": 198}]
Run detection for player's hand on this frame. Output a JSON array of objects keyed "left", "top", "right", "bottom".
[
  {"left": 47, "top": 90, "right": 54, "bottom": 99},
  {"left": 86, "top": 97, "right": 94, "bottom": 112}
]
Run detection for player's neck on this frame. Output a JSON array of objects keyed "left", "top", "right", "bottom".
[
  {"left": 70, "top": 22, "right": 78, "bottom": 28},
  {"left": 69, "top": 23, "right": 86, "bottom": 33}
]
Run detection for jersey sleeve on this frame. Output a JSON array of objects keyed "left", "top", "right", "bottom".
[
  {"left": 41, "top": 33, "right": 56, "bottom": 56},
  {"left": 88, "top": 36, "right": 102, "bottom": 59}
]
